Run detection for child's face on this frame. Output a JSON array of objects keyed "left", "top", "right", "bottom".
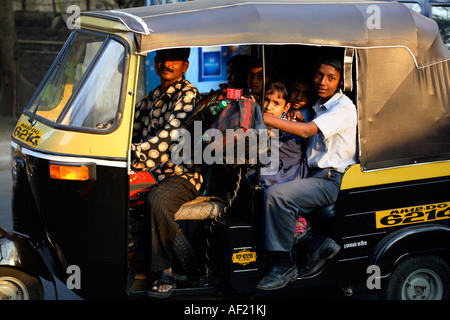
[
  {"left": 247, "top": 67, "right": 266, "bottom": 94},
  {"left": 264, "top": 91, "right": 291, "bottom": 118},
  {"left": 313, "top": 63, "right": 341, "bottom": 103},
  {"left": 290, "top": 81, "right": 310, "bottom": 110}
]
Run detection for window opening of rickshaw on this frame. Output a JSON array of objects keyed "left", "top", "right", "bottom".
[
  {"left": 27, "top": 39, "right": 74, "bottom": 125},
  {"left": 431, "top": 5, "right": 450, "bottom": 49},
  {"left": 49, "top": 163, "right": 94, "bottom": 181},
  {"left": 56, "top": 37, "right": 125, "bottom": 128},
  {"left": 27, "top": 31, "right": 121, "bottom": 129},
  {"left": 401, "top": 2, "right": 422, "bottom": 14}
]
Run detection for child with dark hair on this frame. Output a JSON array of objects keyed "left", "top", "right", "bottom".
[
  {"left": 246, "top": 59, "right": 278, "bottom": 104},
  {"left": 245, "top": 82, "right": 311, "bottom": 248},
  {"left": 258, "top": 82, "right": 308, "bottom": 188},
  {"left": 226, "top": 54, "right": 251, "bottom": 89},
  {"left": 287, "top": 77, "right": 315, "bottom": 123}
]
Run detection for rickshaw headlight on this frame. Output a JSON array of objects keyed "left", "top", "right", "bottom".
[{"left": 49, "top": 162, "right": 96, "bottom": 181}]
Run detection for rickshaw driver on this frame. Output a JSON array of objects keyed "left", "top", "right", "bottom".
[
  {"left": 130, "top": 48, "right": 202, "bottom": 298},
  {"left": 257, "top": 56, "right": 358, "bottom": 290}
]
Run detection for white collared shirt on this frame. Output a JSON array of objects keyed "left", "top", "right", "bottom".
[{"left": 306, "top": 90, "right": 358, "bottom": 173}]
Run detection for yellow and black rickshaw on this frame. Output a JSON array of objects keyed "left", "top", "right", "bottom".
[{"left": 1, "top": 0, "right": 450, "bottom": 300}]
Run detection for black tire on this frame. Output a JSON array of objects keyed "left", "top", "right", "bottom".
[
  {"left": 0, "top": 267, "right": 44, "bottom": 300},
  {"left": 381, "top": 255, "right": 450, "bottom": 300},
  {"left": 172, "top": 228, "right": 199, "bottom": 276}
]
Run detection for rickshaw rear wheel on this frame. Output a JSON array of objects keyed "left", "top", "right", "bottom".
[
  {"left": 381, "top": 255, "right": 450, "bottom": 300},
  {"left": 0, "top": 267, "right": 44, "bottom": 300}
]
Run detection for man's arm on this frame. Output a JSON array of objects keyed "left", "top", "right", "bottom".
[
  {"left": 263, "top": 113, "right": 319, "bottom": 139},
  {"left": 131, "top": 84, "right": 199, "bottom": 170}
]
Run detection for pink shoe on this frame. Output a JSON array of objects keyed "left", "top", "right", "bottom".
[{"left": 294, "top": 215, "right": 310, "bottom": 244}]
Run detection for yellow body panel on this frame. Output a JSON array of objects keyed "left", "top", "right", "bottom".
[
  {"left": 79, "top": 16, "right": 130, "bottom": 34},
  {"left": 341, "top": 162, "right": 450, "bottom": 190}
]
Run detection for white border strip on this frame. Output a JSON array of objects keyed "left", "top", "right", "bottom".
[
  {"left": 108, "top": 10, "right": 153, "bottom": 35},
  {"left": 11, "top": 141, "right": 127, "bottom": 168},
  {"left": 83, "top": 11, "right": 153, "bottom": 35}
]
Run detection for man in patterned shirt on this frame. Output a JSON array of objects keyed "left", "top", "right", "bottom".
[{"left": 131, "top": 48, "right": 201, "bottom": 298}]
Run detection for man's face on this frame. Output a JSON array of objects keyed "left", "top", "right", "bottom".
[
  {"left": 313, "top": 64, "right": 341, "bottom": 103},
  {"left": 155, "top": 54, "right": 189, "bottom": 84}
]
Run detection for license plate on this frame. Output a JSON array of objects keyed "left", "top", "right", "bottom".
[{"left": 13, "top": 121, "right": 44, "bottom": 147}]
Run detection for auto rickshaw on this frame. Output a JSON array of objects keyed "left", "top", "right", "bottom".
[{"left": 1, "top": 0, "right": 450, "bottom": 300}]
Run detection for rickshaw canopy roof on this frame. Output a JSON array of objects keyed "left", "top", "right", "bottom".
[{"left": 83, "top": 0, "right": 450, "bottom": 67}]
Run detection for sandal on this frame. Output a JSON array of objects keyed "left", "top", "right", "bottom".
[
  {"left": 147, "top": 271, "right": 176, "bottom": 299},
  {"left": 294, "top": 215, "right": 310, "bottom": 244}
]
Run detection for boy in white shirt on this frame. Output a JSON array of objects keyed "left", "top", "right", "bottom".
[{"left": 257, "top": 55, "right": 357, "bottom": 290}]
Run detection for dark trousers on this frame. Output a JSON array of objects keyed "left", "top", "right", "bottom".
[
  {"left": 264, "top": 168, "right": 342, "bottom": 252},
  {"left": 146, "top": 175, "right": 199, "bottom": 272}
]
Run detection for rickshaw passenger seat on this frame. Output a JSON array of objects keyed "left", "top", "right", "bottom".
[
  {"left": 174, "top": 196, "right": 225, "bottom": 221},
  {"left": 308, "top": 203, "right": 336, "bottom": 236},
  {"left": 316, "top": 203, "right": 336, "bottom": 221}
]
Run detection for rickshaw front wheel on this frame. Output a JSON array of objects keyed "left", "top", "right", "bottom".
[
  {"left": 381, "top": 255, "right": 450, "bottom": 300},
  {"left": 0, "top": 267, "right": 44, "bottom": 300}
]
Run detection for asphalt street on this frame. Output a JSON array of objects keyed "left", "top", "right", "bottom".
[
  {"left": 0, "top": 117, "right": 15, "bottom": 231},
  {"left": 0, "top": 171, "right": 12, "bottom": 231}
]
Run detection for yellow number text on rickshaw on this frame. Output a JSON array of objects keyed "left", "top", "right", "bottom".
[
  {"left": 376, "top": 202, "right": 450, "bottom": 229},
  {"left": 13, "top": 121, "right": 44, "bottom": 147}
]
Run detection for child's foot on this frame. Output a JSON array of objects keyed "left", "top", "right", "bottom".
[{"left": 294, "top": 215, "right": 310, "bottom": 244}]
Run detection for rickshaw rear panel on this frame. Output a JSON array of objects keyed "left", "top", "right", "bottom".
[{"left": 333, "top": 163, "right": 450, "bottom": 272}]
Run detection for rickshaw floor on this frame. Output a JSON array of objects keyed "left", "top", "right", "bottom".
[{"left": 128, "top": 274, "right": 227, "bottom": 299}]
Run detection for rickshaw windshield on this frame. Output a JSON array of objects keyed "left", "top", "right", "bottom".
[{"left": 27, "top": 31, "right": 126, "bottom": 129}]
